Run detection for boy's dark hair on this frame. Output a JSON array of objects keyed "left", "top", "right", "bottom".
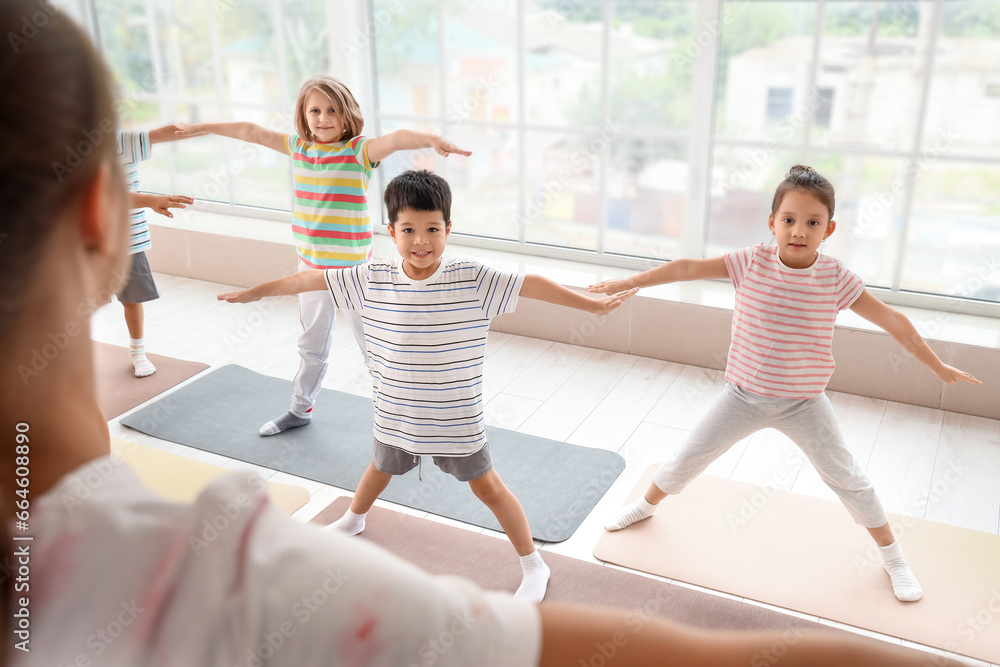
[
  {"left": 771, "top": 165, "right": 836, "bottom": 221},
  {"left": 384, "top": 170, "right": 451, "bottom": 226}
]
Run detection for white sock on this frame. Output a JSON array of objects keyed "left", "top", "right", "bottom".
[
  {"left": 515, "top": 550, "right": 550, "bottom": 602},
  {"left": 129, "top": 337, "right": 156, "bottom": 377},
  {"left": 325, "top": 509, "right": 366, "bottom": 536},
  {"left": 878, "top": 541, "right": 922, "bottom": 602},
  {"left": 605, "top": 496, "right": 658, "bottom": 531}
]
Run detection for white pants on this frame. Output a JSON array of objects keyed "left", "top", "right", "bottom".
[
  {"left": 653, "top": 382, "right": 888, "bottom": 528},
  {"left": 289, "top": 262, "right": 368, "bottom": 417}
]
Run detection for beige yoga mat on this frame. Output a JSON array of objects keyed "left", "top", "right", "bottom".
[
  {"left": 594, "top": 465, "right": 1000, "bottom": 664},
  {"left": 309, "top": 498, "right": 933, "bottom": 661},
  {"left": 111, "top": 438, "right": 309, "bottom": 515},
  {"left": 94, "top": 341, "right": 209, "bottom": 419}
]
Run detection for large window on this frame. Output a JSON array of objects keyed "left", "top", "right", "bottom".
[{"left": 93, "top": 0, "right": 1000, "bottom": 311}]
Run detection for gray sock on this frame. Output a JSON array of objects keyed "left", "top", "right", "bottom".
[{"left": 259, "top": 411, "right": 311, "bottom": 437}]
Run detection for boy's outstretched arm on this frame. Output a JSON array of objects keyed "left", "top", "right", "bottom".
[
  {"left": 849, "top": 290, "right": 981, "bottom": 385},
  {"left": 588, "top": 256, "right": 729, "bottom": 294},
  {"left": 131, "top": 192, "right": 194, "bottom": 218},
  {"left": 148, "top": 124, "right": 208, "bottom": 144},
  {"left": 366, "top": 129, "right": 471, "bottom": 163},
  {"left": 217, "top": 270, "right": 327, "bottom": 304},
  {"left": 175, "top": 121, "right": 287, "bottom": 154},
  {"left": 537, "top": 603, "right": 963, "bottom": 667},
  {"left": 519, "top": 275, "right": 636, "bottom": 315}
]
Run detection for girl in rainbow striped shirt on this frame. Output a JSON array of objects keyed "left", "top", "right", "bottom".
[
  {"left": 176, "top": 75, "right": 469, "bottom": 437},
  {"left": 592, "top": 165, "right": 981, "bottom": 603}
]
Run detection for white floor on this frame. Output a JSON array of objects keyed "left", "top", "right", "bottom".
[{"left": 94, "top": 273, "right": 1000, "bottom": 667}]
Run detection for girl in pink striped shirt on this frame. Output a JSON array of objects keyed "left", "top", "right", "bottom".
[{"left": 593, "top": 165, "right": 981, "bottom": 602}]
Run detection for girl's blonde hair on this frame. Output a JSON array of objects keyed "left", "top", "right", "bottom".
[{"left": 294, "top": 75, "right": 365, "bottom": 143}]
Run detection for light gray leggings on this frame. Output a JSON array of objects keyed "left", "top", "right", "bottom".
[
  {"left": 290, "top": 262, "right": 369, "bottom": 417},
  {"left": 653, "top": 382, "right": 888, "bottom": 528}
]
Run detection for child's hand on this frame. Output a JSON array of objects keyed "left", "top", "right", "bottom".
[
  {"left": 935, "top": 363, "right": 982, "bottom": 385},
  {"left": 589, "top": 287, "right": 638, "bottom": 315},
  {"left": 149, "top": 194, "right": 194, "bottom": 218},
  {"left": 175, "top": 122, "right": 209, "bottom": 137},
  {"left": 217, "top": 290, "right": 260, "bottom": 304},
  {"left": 588, "top": 278, "right": 634, "bottom": 295},
  {"left": 430, "top": 136, "right": 471, "bottom": 157}
]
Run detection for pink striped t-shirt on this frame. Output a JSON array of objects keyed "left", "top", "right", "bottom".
[{"left": 723, "top": 243, "right": 865, "bottom": 399}]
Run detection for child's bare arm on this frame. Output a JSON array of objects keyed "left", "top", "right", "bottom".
[
  {"left": 588, "top": 256, "right": 729, "bottom": 294},
  {"left": 366, "top": 129, "right": 471, "bottom": 163},
  {"left": 537, "top": 603, "right": 962, "bottom": 666},
  {"left": 217, "top": 270, "right": 327, "bottom": 303},
  {"left": 175, "top": 122, "right": 287, "bottom": 154},
  {"left": 520, "top": 275, "right": 636, "bottom": 315},
  {"left": 131, "top": 193, "right": 194, "bottom": 218},
  {"left": 849, "top": 290, "right": 981, "bottom": 385},
  {"left": 148, "top": 124, "right": 207, "bottom": 144}
]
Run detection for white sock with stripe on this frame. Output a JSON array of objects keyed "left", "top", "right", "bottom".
[
  {"left": 879, "top": 541, "right": 923, "bottom": 602},
  {"left": 129, "top": 338, "right": 156, "bottom": 377},
  {"left": 605, "top": 496, "right": 658, "bottom": 531}
]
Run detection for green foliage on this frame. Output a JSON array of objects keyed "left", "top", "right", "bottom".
[
  {"left": 372, "top": 0, "right": 439, "bottom": 76},
  {"left": 940, "top": 1, "right": 1000, "bottom": 37},
  {"left": 823, "top": 2, "right": 919, "bottom": 38}
]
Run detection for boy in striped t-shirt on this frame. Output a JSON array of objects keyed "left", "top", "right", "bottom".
[
  {"left": 594, "top": 166, "right": 981, "bottom": 604},
  {"left": 217, "top": 170, "right": 637, "bottom": 601},
  {"left": 176, "top": 75, "right": 471, "bottom": 438},
  {"left": 115, "top": 128, "right": 199, "bottom": 377}
]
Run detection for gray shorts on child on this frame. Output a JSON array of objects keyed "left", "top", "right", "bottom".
[
  {"left": 372, "top": 438, "right": 493, "bottom": 482},
  {"left": 115, "top": 251, "right": 160, "bottom": 303}
]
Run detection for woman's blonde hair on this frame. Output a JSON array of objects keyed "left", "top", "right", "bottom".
[{"left": 294, "top": 75, "right": 365, "bottom": 143}]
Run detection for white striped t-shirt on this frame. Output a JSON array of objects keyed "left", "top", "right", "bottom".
[
  {"left": 324, "top": 258, "right": 524, "bottom": 456},
  {"left": 116, "top": 130, "right": 152, "bottom": 255},
  {"left": 724, "top": 243, "right": 865, "bottom": 399}
]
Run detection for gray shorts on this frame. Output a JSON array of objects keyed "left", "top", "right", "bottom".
[
  {"left": 372, "top": 439, "right": 493, "bottom": 482},
  {"left": 115, "top": 252, "right": 160, "bottom": 303}
]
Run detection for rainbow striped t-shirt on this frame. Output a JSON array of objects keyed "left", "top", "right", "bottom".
[
  {"left": 283, "top": 134, "right": 380, "bottom": 269},
  {"left": 724, "top": 243, "right": 865, "bottom": 399}
]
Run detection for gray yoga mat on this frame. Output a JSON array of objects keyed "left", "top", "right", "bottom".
[{"left": 121, "top": 364, "right": 626, "bottom": 542}]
